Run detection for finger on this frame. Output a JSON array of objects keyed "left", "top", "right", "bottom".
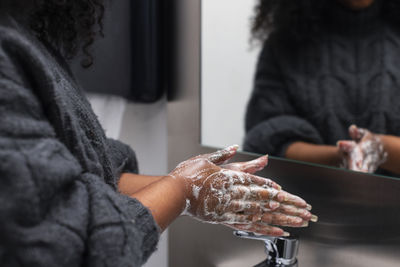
[
  {"left": 205, "top": 145, "right": 239, "bottom": 165},
  {"left": 348, "top": 157, "right": 361, "bottom": 171},
  {"left": 261, "top": 200, "right": 281, "bottom": 211},
  {"left": 251, "top": 174, "right": 282, "bottom": 190},
  {"left": 217, "top": 213, "right": 254, "bottom": 224},
  {"left": 225, "top": 200, "right": 263, "bottom": 214},
  {"left": 230, "top": 185, "right": 281, "bottom": 209},
  {"left": 337, "top": 140, "right": 357, "bottom": 153},
  {"left": 261, "top": 212, "right": 305, "bottom": 227},
  {"left": 222, "top": 155, "right": 268, "bottom": 174},
  {"left": 225, "top": 200, "right": 280, "bottom": 215},
  {"left": 232, "top": 173, "right": 281, "bottom": 190},
  {"left": 275, "top": 191, "right": 308, "bottom": 208},
  {"left": 348, "top": 147, "right": 364, "bottom": 171},
  {"left": 277, "top": 204, "right": 312, "bottom": 221},
  {"left": 222, "top": 171, "right": 279, "bottom": 189},
  {"left": 228, "top": 223, "right": 286, "bottom": 237}
]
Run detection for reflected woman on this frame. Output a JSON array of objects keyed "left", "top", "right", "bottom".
[{"left": 244, "top": 0, "right": 400, "bottom": 175}]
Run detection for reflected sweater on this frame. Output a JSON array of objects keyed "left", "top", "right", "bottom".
[
  {"left": 244, "top": 0, "right": 400, "bottom": 159},
  {"left": 0, "top": 16, "right": 159, "bottom": 266}
]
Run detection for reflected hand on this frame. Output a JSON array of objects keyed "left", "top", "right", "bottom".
[
  {"left": 168, "top": 146, "right": 317, "bottom": 236},
  {"left": 337, "top": 125, "right": 387, "bottom": 173}
]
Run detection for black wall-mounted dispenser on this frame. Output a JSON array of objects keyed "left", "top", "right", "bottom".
[{"left": 130, "top": 0, "right": 173, "bottom": 103}]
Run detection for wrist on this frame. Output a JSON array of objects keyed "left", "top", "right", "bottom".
[
  {"left": 377, "top": 134, "right": 387, "bottom": 147},
  {"left": 163, "top": 174, "right": 190, "bottom": 211},
  {"left": 374, "top": 134, "right": 388, "bottom": 164},
  {"left": 332, "top": 146, "right": 343, "bottom": 166}
]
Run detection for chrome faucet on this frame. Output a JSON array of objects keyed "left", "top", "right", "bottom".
[{"left": 234, "top": 231, "right": 299, "bottom": 267}]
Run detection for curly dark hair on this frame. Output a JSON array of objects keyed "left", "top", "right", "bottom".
[
  {"left": 29, "top": 0, "right": 106, "bottom": 68},
  {"left": 251, "top": 0, "right": 400, "bottom": 42}
]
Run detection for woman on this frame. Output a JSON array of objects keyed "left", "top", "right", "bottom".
[
  {"left": 0, "top": 1, "right": 316, "bottom": 266},
  {"left": 244, "top": 0, "right": 400, "bottom": 174}
]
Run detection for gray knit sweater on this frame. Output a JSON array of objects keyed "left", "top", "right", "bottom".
[
  {"left": 244, "top": 0, "right": 400, "bottom": 160},
  {"left": 0, "top": 15, "right": 159, "bottom": 266}
]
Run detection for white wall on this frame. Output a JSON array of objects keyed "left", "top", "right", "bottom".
[{"left": 201, "top": 0, "right": 260, "bottom": 149}]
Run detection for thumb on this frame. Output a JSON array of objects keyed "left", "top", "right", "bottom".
[
  {"left": 222, "top": 155, "right": 268, "bottom": 174},
  {"left": 349, "top": 125, "right": 368, "bottom": 141},
  {"left": 349, "top": 125, "right": 360, "bottom": 140},
  {"left": 205, "top": 145, "right": 239, "bottom": 165}
]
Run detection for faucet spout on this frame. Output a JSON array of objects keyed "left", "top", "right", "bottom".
[{"left": 234, "top": 231, "right": 299, "bottom": 267}]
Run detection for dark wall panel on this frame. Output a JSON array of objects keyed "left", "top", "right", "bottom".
[{"left": 71, "top": 0, "right": 132, "bottom": 98}]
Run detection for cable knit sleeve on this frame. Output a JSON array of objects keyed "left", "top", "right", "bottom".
[
  {"left": 106, "top": 138, "right": 139, "bottom": 177},
  {"left": 244, "top": 36, "right": 323, "bottom": 157},
  {"left": 0, "top": 24, "right": 159, "bottom": 267}
]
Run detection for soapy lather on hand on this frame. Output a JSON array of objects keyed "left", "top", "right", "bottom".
[
  {"left": 338, "top": 125, "right": 387, "bottom": 173},
  {"left": 169, "top": 145, "right": 317, "bottom": 237}
]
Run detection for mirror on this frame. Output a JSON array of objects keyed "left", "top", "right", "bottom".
[{"left": 201, "top": 0, "right": 400, "bottom": 178}]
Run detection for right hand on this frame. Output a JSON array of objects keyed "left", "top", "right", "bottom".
[{"left": 168, "top": 146, "right": 317, "bottom": 236}]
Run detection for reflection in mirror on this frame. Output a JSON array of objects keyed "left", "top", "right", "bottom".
[{"left": 201, "top": 0, "right": 400, "bottom": 178}]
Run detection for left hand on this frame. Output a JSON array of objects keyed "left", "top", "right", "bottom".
[{"left": 337, "top": 125, "right": 387, "bottom": 173}]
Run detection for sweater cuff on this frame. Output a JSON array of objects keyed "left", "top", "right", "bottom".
[
  {"left": 125, "top": 197, "right": 161, "bottom": 262},
  {"left": 106, "top": 139, "right": 139, "bottom": 186},
  {"left": 244, "top": 115, "right": 323, "bottom": 157},
  {"left": 84, "top": 174, "right": 161, "bottom": 265}
]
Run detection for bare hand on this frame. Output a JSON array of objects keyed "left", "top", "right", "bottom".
[
  {"left": 337, "top": 125, "right": 387, "bottom": 173},
  {"left": 168, "top": 146, "right": 317, "bottom": 236}
]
